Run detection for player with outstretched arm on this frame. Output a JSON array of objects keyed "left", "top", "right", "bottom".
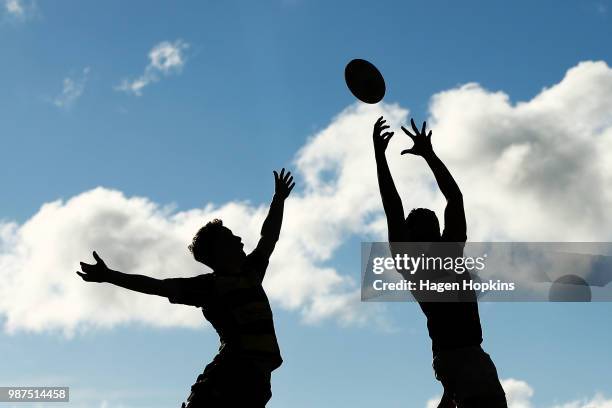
[{"left": 77, "top": 169, "right": 295, "bottom": 408}]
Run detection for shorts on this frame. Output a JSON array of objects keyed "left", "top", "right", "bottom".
[
  {"left": 181, "top": 357, "right": 272, "bottom": 408},
  {"left": 432, "top": 346, "right": 507, "bottom": 408}
]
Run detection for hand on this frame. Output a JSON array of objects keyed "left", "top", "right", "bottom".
[
  {"left": 373, "top": 116, "right": 394, "bottom": 153},
  {"left": 401, "top": 118, "right": 433, "bottom": 157},
  {"left": 273, "top": 168, "right": 295, "bottom": 200},
  {"left": 76, "top": 251, "right": 111, "bottom": 283}
]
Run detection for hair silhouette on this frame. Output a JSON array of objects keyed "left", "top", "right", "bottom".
[
  {"left": 188, "top": 218, "right": 225, "bottom": 265},
  {"left": 406, "top": 208, "right": 441, "bottom": 242}
]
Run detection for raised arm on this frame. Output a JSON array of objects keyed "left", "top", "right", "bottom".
[
  {"left": 77, "top": 251, "right": 170, "bottom": 298},
  {"left": 373, "top": 116, "right": 405, "bottom": 241},
  {"left": 401, "top": 119, "right": 466, "bottom": 240},
  {"left": 254, "top": 168, "right": 295, "bottom": 260}
]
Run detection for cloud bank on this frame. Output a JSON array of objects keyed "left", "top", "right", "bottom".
[
  {"left": 426, "top": 378, "right": 612, "bottom": 408},
  {"left": 1, "top": 60, "right": 612, "bottom": 334}
]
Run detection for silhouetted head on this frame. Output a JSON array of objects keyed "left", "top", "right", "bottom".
[
  {"left": 188, "top": 219, "right": 246, "bottom": 272},
  {"left": 405, "top": 208, "right": 441, "bottom": 242}
]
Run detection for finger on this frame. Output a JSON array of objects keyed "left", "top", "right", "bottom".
[
  {"left": 283, "top": 171, "right": 292, "bottom": 182},
  {"left": 279, "top": 168, "right": 285, "bottom": 179},
  {"left": 80, "top": 261, "right": 93, "bottom": 268},
  {"left": 273, "top": 170, "right": 278, "bottom": 181},
  {"left": 76, "top": 271, "right": 88, "bottom": 279},
  {"left": 380, "top": 124, "right": 390, "bottom": 131},
  {"left": 376, "top": 116, "right": 383, "bottom": 124},
  {"left": 401, "top": 126, "right": 416, "bottom": 139},
  {"left": 427, "top": 130, "right": 432, "bottom": 139},
  {"left": 286, "top": 175, "right": 294, "bottom": 186},
  {"left": 288, "top": 182, "right": 295, "bottom": 193},
  {"left": 382, "top": 132, "right": 394, "bottom": 139},
  {"left": 93, "top": 251, "right": 102, "bottom": 263},
  {"left": 400, "top": 148, "right": 417, "bottom": 155},
  {"left": 421, "top": 121, "right": 427, "bottom": 135},
  {"left": 410, "top": 118, "right": 420, "bottom": 135}
]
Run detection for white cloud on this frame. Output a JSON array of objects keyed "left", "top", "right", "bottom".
[
  {"left": 5, "top": 0, "right": 23, "bottom": 16},
  {"left": 0, "top": 102, "right": 401, "bottom": 335},
  {"left": 596, "top": 3, "right": 607, "bottom": 15},
  {"left": 3, "top": 0, "right": 37, "bottom": 21},
  {"left": 426, "top": 378, "right": 611, "bottom": 408},
  {"left": 52, "top": 67, "right": 90, "bottom": 110},
  {"left": 552, "top": 394, "right": 612, "bottom": 408},
  {"left": 425, "top": 395, "right": 442, "bottom": 408},
  {"left": 1, "top": 60, "right": 612, "bottom": 334},
  {"left": 502, "top": 378, "right": 535, "bottom": 408},
  {"left": 0, "top": 184, "right": 389, "bottom": 335},
  {"left": 116, "top": 40, "right": 189, "bottom": 96},
  {"left": 427, "top": 61, "right": 612, "bottom": 241}
]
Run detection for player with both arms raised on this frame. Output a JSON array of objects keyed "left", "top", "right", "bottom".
[{"left": 372, "top": 116, "right": 507, "bottom": 408}]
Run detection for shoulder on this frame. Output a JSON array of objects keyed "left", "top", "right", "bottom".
[
  {"left": 440, "top": 230, "right": 467, "bottom": 243},
  {"left": 170, "top": 273, "right": 214, "bottom": 290},
  {"left": 436, "top": 238, "right": 466, "bottom": 258},
  {"left": 245, "top": 248, "right": 270, "bottom": 269},
  {"left": 190, "top": 273, "right": 213, "bottom": 282},
  {"left": 239, "top": 249, "right": 270, "bottom": 284},
  {"left": 388, "top": 226, "right": 409, "bottom": 243},
  {"left": 164, "top": 273, "right": 213, "bottom": 307}
]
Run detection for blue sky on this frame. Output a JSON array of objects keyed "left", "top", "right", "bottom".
[{"left": 1, "top": 1, "right": 612, "bottom": 407}]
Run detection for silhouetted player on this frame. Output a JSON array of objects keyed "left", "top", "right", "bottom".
[
  {"left": 77, "top": 168, "right": 295, "bottom": 408},
  {"left": 372, "top": 116, "right": 507, "bottom": 408}
]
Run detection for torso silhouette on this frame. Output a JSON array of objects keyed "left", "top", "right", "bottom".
[
  {"left": 166, "top": 249, "right": 282, "bottom": 371},
  {"left": 398, "top": 218, "right": 483, "bottom": 355}
]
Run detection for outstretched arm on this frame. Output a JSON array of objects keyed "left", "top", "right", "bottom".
[
  {"left": 373, "top": 116, "right": 405, "bottom": 241},
  {"left": 401, "top": 119, "right": 466, "bottom": 240},
  {"left": 77, "top": 251, "right": 170, "bottom": 298},
  {"left": 401, "top": 119, "right": 461, "bottom": 201},
  {"left": 255, "top": 168, "right": 295, "bottom": 260}
]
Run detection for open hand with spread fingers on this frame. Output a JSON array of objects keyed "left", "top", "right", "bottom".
[
  {"left": 401, "top": 118, "right": 434, "bottom": 158},
  {"left": 273, "top": 168, "right": 295, "bottom": 200},
  {"left": 373, "top": 116, "right": 394, "bottom": 153},
  {"left": 76, "top": 251, "right": 111, "bottom": 283}
]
